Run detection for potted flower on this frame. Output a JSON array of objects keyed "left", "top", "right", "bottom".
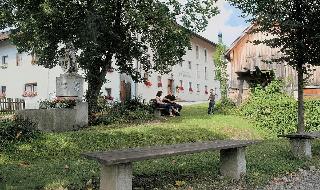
[
  {"left": 179, "top": 86, "right": 184, "bottom": 91},
  {"left": 105, "top": 95, "right": 114, "bottom": 101},
  {"left": 144, "top": 80, "right": 152, "bottom": 87},
  {"left": 0, "top": 92, "right": 6, "bottom": 98},
  {"left": 205, "top": 90, "right": 208, "bottom": 94},
  {"left": 22, "top": 91, "right": 38, "bottom": 97},
  {"left": 189, "top": 87, "right": 193, "bottom": 92},
  {"left": 157, "top": 82, "right": 162, "bottom": 88},
  {"left": 106, "top": 67, "right": 114, "bottom": 73}
]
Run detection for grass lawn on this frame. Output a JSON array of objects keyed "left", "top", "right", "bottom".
[{"left": 1, "top": 104, "right": 320, "bottom": 189}]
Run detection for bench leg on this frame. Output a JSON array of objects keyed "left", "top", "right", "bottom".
[
  {"left": 100, "top": 163, "right": 132, "bottom": 190},
  {"left": 220, "top": 147, "right": 246, "bottom": 180},
  {"left": 290, "top": 138, "right": 312, "bottom": 159},
  {"left": 154, "top": 109, "right": 162, "bottom": 117}
]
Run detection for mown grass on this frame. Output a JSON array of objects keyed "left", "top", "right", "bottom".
[{"left": 1, "top": 104, "right": 320, "bottom": 189}]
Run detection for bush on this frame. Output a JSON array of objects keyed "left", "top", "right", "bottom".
[
  {"left": 0, "top": 117, "right": 41, "bottom": 147},
  {"left": 39, "top": 98, "right": 77, "bottom": 109},
  {"left": 214, "top": 98, "right": 236, "bottom": 114},
  {"left": 91, "top": 97, "right": 154, "bottom": 125},
  {"left": 239, "top": 80, "right": 320, "bottom": 134}
]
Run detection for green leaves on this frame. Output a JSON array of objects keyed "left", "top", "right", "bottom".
[
  {"left": 1, "top": 0, "right": 219, "bottom": 114},
  {"left": 213, "top": 43, "right": 228, "bottom": 101}
]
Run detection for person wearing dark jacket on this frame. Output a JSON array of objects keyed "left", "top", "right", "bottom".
[
  {"left": 163, "top": 90, "right": 182, "bottom": 114},
  {"left": 155, "top": 91, "right": 175, "bottom": 117},
  {"left": 208, "top": 89, "right": 216, "bottom": 115}
]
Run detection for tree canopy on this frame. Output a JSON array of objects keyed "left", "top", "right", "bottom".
[
  {"left": 0, "top": 0, "right": 219, "bottom": 113},
  {"left": 228, "top": 0, "right": 320, "bottom": 132},
  {"left": 213, "top": 34, "right": 228, "bottom": 102}
]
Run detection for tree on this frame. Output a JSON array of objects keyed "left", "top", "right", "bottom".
[
  {"left": 213, "top": 33, "right": 228, "bottom": 102},
  {"left": 0, "top": 0, "right": 219, "bottom": 114},
  {"left": 228, "top": 0, "right": 320, "bottom": 133}
]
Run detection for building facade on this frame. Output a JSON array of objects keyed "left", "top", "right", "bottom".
[
  {"left": 0, "top": 31, "right": 220, "bottom": 108},
  {"left": 102, "top": 35, "right": 220, "bottom": 103},
  {"left": 225, "top": 25, "right": 320, "bottom": 101}
]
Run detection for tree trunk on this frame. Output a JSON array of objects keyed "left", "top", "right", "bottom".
[
  {"left": 86, "top": 61, "right": 109, "bottom": 115},
  {"left": 297, "top": 62, "right": 305, "bottom": 133}
]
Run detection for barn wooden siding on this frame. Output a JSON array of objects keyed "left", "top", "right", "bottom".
[{"left": 227, "top": 26, "right": 320, "bottom": 90}]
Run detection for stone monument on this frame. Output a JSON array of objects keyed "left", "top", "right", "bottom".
[{"left": 17, "top": 43, "right": 88, "bottom": 132}]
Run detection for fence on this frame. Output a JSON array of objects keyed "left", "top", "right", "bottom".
[{"left": 0, "top": 98, "right": 25, "bottom": 114}]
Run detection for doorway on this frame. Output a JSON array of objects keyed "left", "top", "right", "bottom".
[{"left": 167, "top": 79, "right": 174, "bottom": 94}]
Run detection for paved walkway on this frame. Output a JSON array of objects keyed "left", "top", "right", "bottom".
[
  {"left": 260, "top": 167, "right": 320, "bottom": 190},
  {"left": 178, "top": 101, "right": 208, "bottom": 106}
]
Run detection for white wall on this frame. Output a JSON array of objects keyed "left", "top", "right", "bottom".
[
  {"left": 0, "top": 41, "right": 64, "bottom": 109},
  {"left": 0, "top": 35, "right": 220, "bottom": 107},
  {"left": 134, "top": 37, "right": 220, "bottom": 102}
]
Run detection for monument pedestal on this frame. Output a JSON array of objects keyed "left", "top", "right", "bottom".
[
  {"left": 17, "top": 73, "right": 88, "bottom": 132},
  {"left": 56, "top": 73, "right": 84, "bottom": 100}
]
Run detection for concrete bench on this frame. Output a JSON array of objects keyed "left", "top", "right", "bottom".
[
  {"left": 278, "top": 132, "right": 320, "bottom": 159},
  {"left": 82, "top": 140, "right": 259, "bottom": 190},
  {"left": 149, "top": 99, "right": 167, "bottom": 117},
  {"left": 154, "top": 107, "right": 166, "bottom": 117}
]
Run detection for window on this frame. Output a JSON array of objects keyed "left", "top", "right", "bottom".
[
  {"left": 16, "top": 53, "right": 22, "bottom": 66},
  {"left": 23, "top": 83, "right": 37, "bottom": 97},
  {"left": 1, "top": 55, "right": 8, "bottom": 69},
  {"left": 204, "top": 49, "right": 207, "bottom": 62},
  {"left": 25, "top": 83, "right": 37, "bottom": 92},
  {"left": 31, "top": 53, "right": 38, "bottom": 65},
  {"left": 188, "top": 61, "right": 192, "bottom": 69},
  {"left": 157, "top": 76, "right": 162, "bottom": 87},
  {"left": 189, "top": 82, "right": 192, "bottom": 90},
  {"left": 143, "top": 72, "right": 149, "bottom": 81},
  {"left": 197, "top": 84, "right": 200, "bottom": 92},
  {"left": 196, "top": 46, "right": 199, "bottom": 59},
  {"left": 196, "top": 64, "right": 200, "bottom": 79},
  {"left": 205, "top": 85, "right": 208, "bottom": 94},
  {"left": 205, "top": 67, "right": 207, "bottom": 80},
  {"left": 180, "top": 80, "right": 183, "bottom": 87},
  {"left": 0, "top": 86, "right": 6, "bottom": 97},
  {"left": 105, "top": 88, "right": 112, "bottom": 96}
]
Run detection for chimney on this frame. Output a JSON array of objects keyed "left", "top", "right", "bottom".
[{"left": 218, "top": 32, "right": 223, "bottom": 44}]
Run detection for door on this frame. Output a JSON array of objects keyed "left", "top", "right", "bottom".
[{"left": 167, "top": 79, "right": 174, "bottom": 94}]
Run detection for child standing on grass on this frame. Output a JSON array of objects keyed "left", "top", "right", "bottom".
[{"left": 208, "top": 89, "right": 216, "bottom": 115}]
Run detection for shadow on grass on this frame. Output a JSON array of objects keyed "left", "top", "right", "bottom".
[{"left": 0, "top": 126, "right": 226, "bottom": 189}]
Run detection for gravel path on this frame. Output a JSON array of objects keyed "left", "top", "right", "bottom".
[{"left": 261, "top": 167, "right": 320, "bottom": 190}]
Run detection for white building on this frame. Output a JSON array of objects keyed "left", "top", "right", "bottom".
[{"left": 0, "top": 31, "right": 220, "bottom": 108}]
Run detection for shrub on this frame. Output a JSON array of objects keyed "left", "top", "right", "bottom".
[
  {"left": 39, "top": 98, "right": 77, "bottom": 109},
  {"left": 0, "top": 117, "right": 41, "bottom": 147},
  {"left": 239, "top": 80, "right": 320, "bottom": 134},
  {"left": 91, "top": 97, "right": 154, "bottom": 125},
  {"left": 214, "top": 98, "right": 236, "bottom": 114}
]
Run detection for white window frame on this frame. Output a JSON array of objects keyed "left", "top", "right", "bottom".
[{"left": 1, "top": 55, "right": 8, "bottom": 69}]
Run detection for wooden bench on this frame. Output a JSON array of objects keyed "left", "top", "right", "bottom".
[
  {"left": 278, "top": 132, "right": 320, "bottom": 158},
  {"left": 82, "top": 140, "right": 259, "bottom": 190}
]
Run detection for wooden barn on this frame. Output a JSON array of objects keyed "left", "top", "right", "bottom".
[{"left": 225, "top": 24, "right": 320, "bottom": 103}]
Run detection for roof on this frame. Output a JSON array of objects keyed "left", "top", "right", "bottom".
[
  {"left": 0, "top": 29, "right": 216, "bottom": 48},
  {"left": 225, "top": 24, "right": 254, "bottom": 60},
  {"left": 191, "top": 32, "right": 216, "bottom": 47},
  {"left": 0, "top": 31, "right": 10, "bottom": 41}
]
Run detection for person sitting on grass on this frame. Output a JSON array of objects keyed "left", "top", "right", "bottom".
[
  {"left": 155, "top": 91, "right": 176, "bottom": 117},
  {"left": 163, "top": 90, "right": 182, "bottom": 116}
]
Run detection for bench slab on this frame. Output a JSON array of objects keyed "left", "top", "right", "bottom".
[
  {"left": 83, "top": 140, "right": 259, "bottom": 166},
  {"left": 278, "top": 132, "right": 320, "bottom": 139},
  {"left": 278, "top": 132, "right": 320, "bottom": 159}
]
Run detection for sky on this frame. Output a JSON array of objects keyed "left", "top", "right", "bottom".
[{"left": 199, "top": 0, "right": 250, "bottom": 47}]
